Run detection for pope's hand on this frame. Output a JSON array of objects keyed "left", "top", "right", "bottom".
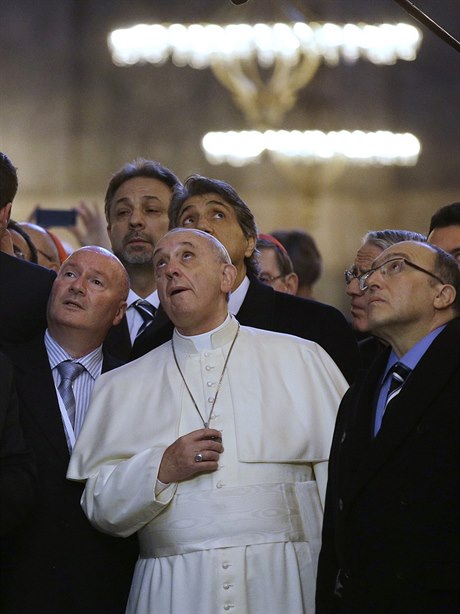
[{"left": 158, "top": 428, "right": 224, "bottom": 484}]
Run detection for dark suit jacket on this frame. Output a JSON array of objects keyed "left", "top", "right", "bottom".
[
  {"left": 103, "top": 313, "right": 157, "bottom": 362},
  {"left": 0, "top": 336, "right": 138, "bottom": 614},
  {"left": 0, "top": 352, "right": 36, "bottom": 536},
  {"left": 316, "top": 319, "right": 460, "bottom": 613},
  {"left": 132, "top": 277, "right": 359, "bottom": 384},
  {"left": 0, "top": 252, "right": 55, "bottom": 347}
]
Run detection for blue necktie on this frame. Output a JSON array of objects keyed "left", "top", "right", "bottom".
[
  {"left": 133, "top": 299, "right": 156, "bottom": 338},
  {"left": 57, "top": 361, "right": 85, "bottom": 428}
]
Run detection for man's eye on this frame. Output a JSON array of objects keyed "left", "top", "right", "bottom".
[
  {"left": 116, "top": 209, "right": 129, "bottom": 217},
  {"left": 181, "top": 216, "right": 195, "bottom": 226},
  {"left": 182, "top": 251, "right": 193, "bottom": 260},
  {"left": 92, "top": 279, "right": 103, "bottom": 286},
  {"left": 213, "top": 211, "right": 225, "bottom": 220}
]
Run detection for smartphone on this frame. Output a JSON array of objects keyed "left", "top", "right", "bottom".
[{"left": 35, "top": 208, "right": 77, "bottom": 228}]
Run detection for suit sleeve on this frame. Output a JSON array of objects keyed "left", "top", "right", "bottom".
[
  {"left": 311, "top": 305, "right": 359, "bottom": 386},
  {"left": 0, "top": 353, "right": 37, "bottom": 536},
  {"left": 0, "top": 252, "right": 55, "bottom": 346}
]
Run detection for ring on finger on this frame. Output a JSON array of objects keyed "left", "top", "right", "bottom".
[{"left": 194, "top": 452, "right": 203, "bottom": 463}]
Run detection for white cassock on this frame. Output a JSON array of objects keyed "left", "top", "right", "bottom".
[{"left": 68, "top": 315, "right": 348, "bottom": 614}]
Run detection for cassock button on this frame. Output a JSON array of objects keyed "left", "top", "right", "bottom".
[
  {"left": 223, "top": 583, "right": 231, "bottom": 590},
  {"left": 208, "top": 397, "right": 215, "bottom": 403},
  {"left": 339, "top": 498, "right": 344, "bottom": 511},
  {"left": 207, "top": 381, "right": 216, "bottom": 387},
  {"left": 222, "top": 562, "right": 230, "bottom": 569},
  {"left": 224, "top": 605, "right": 234, "bottom": 611},
  {"left": 216, "top": 481, "right": 224, "bottom": 489},
  {"left": 341, "top": 431, "right": 346, "bottom": 443}
]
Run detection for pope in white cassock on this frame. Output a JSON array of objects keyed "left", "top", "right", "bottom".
[{"left": 68, "top": 228, "right": 348, "bottom": 614}]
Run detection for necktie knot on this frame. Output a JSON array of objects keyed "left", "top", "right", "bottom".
[
  {"left": 133, "top": 299, "right": 156, "bottom": 337},
  {"left": 388, "top": 362, "right": 411, "bottom": 394},
  {"left": 57, "top": 360, "right": 85, "bottom": 383},
  {"left": 385, "top": 361, "right": 411, "bottom": 410}
]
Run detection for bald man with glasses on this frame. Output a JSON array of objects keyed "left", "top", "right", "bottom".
[{"left": 317, "top": 241, "right": 460, "bottom": 613}]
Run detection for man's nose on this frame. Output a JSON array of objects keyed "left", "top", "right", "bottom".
[
  {"left": 346, "top": 277, "right": 364, "bottom": 297},
  {"left": 195, "top": 216, "right": 213, "bottom": 234},
  {"left": 129, "top": 208, "right": 145, "bottom": 227},
  {"left": 164, "top": 259, "right": 180, "bottom": 278},
  {"left": 69, "top": 277, "right": 86, "bottom": 294}
]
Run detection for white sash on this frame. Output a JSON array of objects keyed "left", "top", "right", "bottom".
[{"left": 138, "top": 481, "right": 321, "bottom": 558}]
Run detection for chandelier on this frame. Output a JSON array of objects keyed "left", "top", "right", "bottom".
[
  {"left": 108, "top": 21, "right": 421, "bottom": 128},
  {"left": 201, "top": 129, "right": 421, "bottom": 167}
]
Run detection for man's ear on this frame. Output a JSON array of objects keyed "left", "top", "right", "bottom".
[
  {"left": 284, "top": 272, "right": 299, "bottom": 295},
  {"left": 244, "top": 235, "right": 256, "bottom": 258},
  {"left": 221, "top": 263, "right": 237, "bottom": 294},
  {"left": 433, "top": 284, "right": 456, "bottom": 310},
  {"left": 112, "top": 301, "right": 127, "bottom": 327},
  {"left": 0, "top": 202, "right": 12, "bottom": 227}
]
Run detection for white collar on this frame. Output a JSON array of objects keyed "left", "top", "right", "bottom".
[
  {"left": 228, "top": 276, "right": 250, "bottom": 315},
  {"left": 173, "top": 314, "right": 239, "bottom": 353},
  {"left": 127, "top": 288, "right": 159, "bottom": 309}
]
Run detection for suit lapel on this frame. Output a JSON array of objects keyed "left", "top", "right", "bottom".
[
  {"left": 130, "top": 305, "right": 174, "bottom": 358},
  {"left": 13, "top": 337, "right": 70, "bottom": 462},
  {"left": 235, "top": 278, "right": 276, "bottom": 329},
  {"left": 103, "top": 315, "right": 132, "bottom": 361},
  {"left": 346, "top": 321, "right": 460, "bottom": 507}
]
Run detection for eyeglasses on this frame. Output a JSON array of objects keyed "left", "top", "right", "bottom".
[
  {"left": 259, "top": 273, "right": 284, "bottom": 285},
  {"left": 359, "top": 257, "right": 446, "bottom": 291},
  {"left": 344, "top": 266, "right": 366, "bottom": 285},
  {"left": 13, "top": 245, "right": 26, "bottom": 260}
]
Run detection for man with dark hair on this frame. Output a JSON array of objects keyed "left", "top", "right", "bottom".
[
  {"left": 271, "top": 228, "right": 322, "bottom": 298},
  {"left": 135, "top": 174, "right": 360, "bottom": 384},
  {"left": 0, "top": 152, "right": 18, "bottom": 208},
  {"left": 0, "top": 152, "right": 56, "bottom": 346},
  {"left": 102, "top": 158, "right": 182, "bottom": 360},
  {"left": 428, "top": 201, "right": 460, "bottom": 264},
  {"left": 317, "top": 241, "right": 460, "bottom": 613}
]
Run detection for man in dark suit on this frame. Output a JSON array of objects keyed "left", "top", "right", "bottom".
[
  {"left": 102, "top": 158, "right": 182, "bottom": 360},
  {"left": 1, "top": 246, "right": 138, "bottom": 614},
  {"left": 133, "top": 174, "right": 359, "bottom": 384},
  {"left": 0, "top": 152, "right": 56, "bottom": 346},
  {"left": 316, "top": 241, "right": 460, "bottom": 613}
]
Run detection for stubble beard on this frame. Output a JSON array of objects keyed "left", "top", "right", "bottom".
[{"left": 115, "top": 246, "right": 154, "bottom": 266}]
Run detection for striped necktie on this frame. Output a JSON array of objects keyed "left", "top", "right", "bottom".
[
  {"left": 57, "top": 361, "right": 85, "bottom": 428},
  {"left": 133, "top": 299, "right": 156, "bottom": 338},
  {"left": 384, "top": 362, "right": 411, "bottom": 411}
]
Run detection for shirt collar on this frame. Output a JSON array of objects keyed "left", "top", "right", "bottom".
[
  {"left": 383, "top": 324, "right": 446, "bottom": 380},
  {"left": 127, "top": 288, "right": 159, "bottom": 309},
  {"left": 173, "top": 314, "right": 239, "bottom": 354},
  {"left": 44, "top": 330, "right": 103, "bottom": 380},
  {"left": 228, "top": 276, "right": 250, "bottom": 315}
]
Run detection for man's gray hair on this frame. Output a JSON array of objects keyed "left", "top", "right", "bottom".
[{"left": 363, "top": 229, "right": 426, "bottom": 251}]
